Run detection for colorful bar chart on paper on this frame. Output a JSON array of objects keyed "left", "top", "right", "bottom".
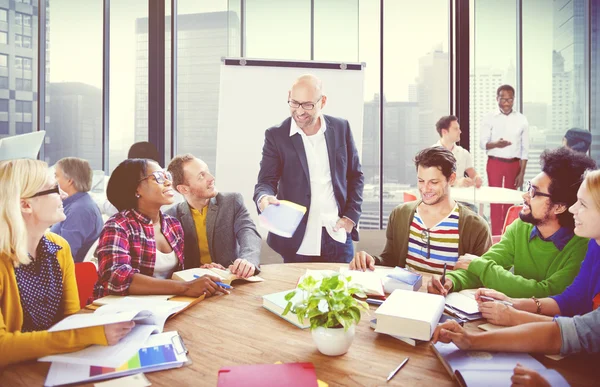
[{"left": 89, "top": 344, "right": 178, "bottom": 377}]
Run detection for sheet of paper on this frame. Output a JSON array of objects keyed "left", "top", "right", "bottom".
[
  {"left": 94, "top": 373, "right": 151, "bottom": 387},
  {"left": 338, "top": 269, "right": 385, "bottom": 296},
  {"left": 94, "top": 295, "right": 175, "bottom": 306},
  {"left": 48, "top": 310, "right": 139, "bottom": 332},
  {"left": 445, "top": 292, "right": 480, "bottom": 315},
  {"left": 40, "top": 325, "right": 158, "bottom": 367}
]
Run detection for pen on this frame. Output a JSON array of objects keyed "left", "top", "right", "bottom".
[
  {"left": 439, "top": 262, "right": 447, "bottom": 292},
  {"left": 387, "top": 357, "right": 409, "bottom": 382},
  {"left": 480, "top": 295, "right": 513, "bottom": 306},
  {"left": 193, "top": 274, "right": 233, "bottom": 289}
]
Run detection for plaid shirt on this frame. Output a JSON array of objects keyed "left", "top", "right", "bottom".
[{"left": 93, "top": 209, "right": 185, "bottom": 299}]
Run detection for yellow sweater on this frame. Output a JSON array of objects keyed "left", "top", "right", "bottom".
[{"left": 0, "top": 232, "right": 107, "bottom": 367}]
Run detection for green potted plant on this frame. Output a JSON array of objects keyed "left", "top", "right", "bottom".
[{"left": 282, "top": 273, "right": 369, "bottom": 356}]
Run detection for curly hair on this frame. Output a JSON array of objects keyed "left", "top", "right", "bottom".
[
  {"left": 107, "top": 159, "right": 149, "bottom": 212},
  {"left": 540, "top": 147, "right": 597, "bottom": 229},
  {"left": 414, "top": 146, "right": 457, "bottom": 180}
]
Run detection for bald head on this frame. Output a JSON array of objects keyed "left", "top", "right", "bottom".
[
  {"left": 288, "top": 74, "right": 327, "bottom": 132},
  {"left": 290, "top": 74, "right": 323, "bottom": 95}
]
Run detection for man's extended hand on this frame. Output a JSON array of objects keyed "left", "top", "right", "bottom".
[
  {"left": 333, "top": 217, "right": 354, "bottom": 233},
  {"left": 259, "top": 195, "right": 280, "bottom": 212},
  {"left": 349, "top": 251, "right": 375, "bottom": 271},
  {"left": 455, "top": 253, "right": 479, "bottom": 271},
  {"left": 229, "top": 258, "right": 256, "bottom": 278}
]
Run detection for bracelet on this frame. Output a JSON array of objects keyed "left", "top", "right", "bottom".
[{"left": 531, "top": 296, "right": 542, "bottom": 314}]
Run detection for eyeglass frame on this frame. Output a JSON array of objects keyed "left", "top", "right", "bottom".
[
  {"left": 526, "top": 181, "right": 552, "bottom": 199},
  {"left": 287, "top": 96, "right": 323, "bottom": 110},
  {"left": 28, "top": 184, "right": 61, "bottom": 198},
  {"left": 138, "top": 170, "right": 173, "bottom": 185},
  {"left": 498, "top": 97, "right": 514, "bottom": 104}
]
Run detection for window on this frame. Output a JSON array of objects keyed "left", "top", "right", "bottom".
[
  {"left": 16, "top": 122, "right": 32, "bottom": 135},
  {"left": 314, "top": 0, "right": 359, "bottom": 62},
  {"left": 16, "top": 78, "right": 32, "bottom": 91},
  {"left": 0, "top": 99, "right": 8, "bottom": 112},
  {"left": 15, "top": 56, "right": 21, "bottom": 69},
  {"left": 16, "top": 34, "right": 32, "bottom": 48},
  {"left": 0, "top": 121, "right": 8, "bottom": 134},
  {"left": 16, "top": 0, "right": 32, "bottom": 4},
  {"left": 0, "top": 9, "right": 7, "bottom": 23},
  {"left": 0, "top": 54, "right": 7, "bottom": 67},
  {"left": 0, "top": 76, "right": 7, "bottom": 88},
  {"left": 0, "top": 32, "right": 6, "bottom": 45},
  {"left": 16, "top": 13, "right": 31, "bottom": 27},
  {"left": 16, "top": 100, "right": 32, "bottom": 113}
]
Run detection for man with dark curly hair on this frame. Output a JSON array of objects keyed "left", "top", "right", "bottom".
[{"left": 428, "top": 147, "right": 596, "bottom": 298}]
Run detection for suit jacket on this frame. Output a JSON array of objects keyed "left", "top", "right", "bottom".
[
  {"left": 165, "top": 192, "right": 262, "bottom": 272},
  {"left": 253, "top": 115, "right": 364, "bottom": 257}
]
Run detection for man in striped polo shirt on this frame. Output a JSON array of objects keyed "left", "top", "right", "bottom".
[{"left": 350, "top": 147, "right": 492, "bottom": 274}]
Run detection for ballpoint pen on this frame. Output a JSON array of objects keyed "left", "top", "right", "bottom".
[
  {"left": 480, "top": 295, "right": 513, "bottom": 306},
  {"left": 387, "top": 357, "right": 409, "bottom": 382},
  {"left": 193, "top": 274, "right": 233, "bottom": 289},
  {"left": 439, "top": 262, "right": 447, "bottom": 292}
]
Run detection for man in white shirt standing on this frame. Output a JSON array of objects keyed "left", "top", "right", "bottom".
[
  {"left": 433, "top": 115, "right": 482, "bottom": 188},
  {"left": 254, "top": 74, "right": 364, "bottom": 263},
  {"left": 480, "top": 84, "right": 529, "bottom": 235}
]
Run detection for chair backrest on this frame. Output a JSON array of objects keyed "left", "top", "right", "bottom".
[
  {"left": 74, "top": 262, "right": 98, "bottom": 309},
  {"left": 403, "top": 192, "right": 418, "bottom": 202},
  {"left": 502, "top": 205, "right": 523, "bottom": 235}
]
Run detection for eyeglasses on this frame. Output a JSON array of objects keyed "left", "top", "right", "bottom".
[
  {"left": 526, "top": 181, "right": 552, "bottom": 199},
  {"left": 288, "top": 96, "right": 322, "bottom": 110},
  {"left": 499, "top": 98, "right": 514, "bottom": 104},
  {"left": 29, "top": 184, "right": 61, "bottom": 198},
  {"left": 421, "top": 229, "right": 431, "bottom": 259},
  {"left": 138, "top": 170, "right": 172, "bottom": 185}
]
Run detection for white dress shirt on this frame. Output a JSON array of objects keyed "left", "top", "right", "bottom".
[
  {"left": 479, "top": 110, "right": 529, "bottom": 160},
  {"left": 290, "top": 116, "right": 347, "bottom": 256},
  {"left": 433, "top": 140, "right": 474, "bottom": 178}
]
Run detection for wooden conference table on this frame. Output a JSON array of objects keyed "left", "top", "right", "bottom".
[{"left": 2, "top": 263, "right": 598, "bottom": 386}]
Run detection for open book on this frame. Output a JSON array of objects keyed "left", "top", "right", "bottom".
[
  {"left": 301, "top": 269, "right": 384, "bottom": 297},
  {"left": 43, "top": 331, "right": 189, "bottom": 387},
  {"left": 40, "top": 298, "right": 192, "bottom": 367},
  {"left": 432, "top": 342, "right": 569, "bottom": 387},
  {"left": 262, "top": 289, "right": 310, "bottom": 329},
  {"left": 444, "top": 290, "right": 483, "bottom": 321},
  {"left": 172, "top": 267, "right": 264, "bottom": 285}
]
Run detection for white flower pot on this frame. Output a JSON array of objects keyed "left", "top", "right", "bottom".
[{"left": 311, "top": 325, "right": 355, "bottom": 356}]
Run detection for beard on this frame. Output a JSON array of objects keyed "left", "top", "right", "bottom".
[
  {"left": 293, "top": 113, "right": 317, "bottom": 129},
  {"left": 519, "top": 202, "right": 551, "bottom": 226}
]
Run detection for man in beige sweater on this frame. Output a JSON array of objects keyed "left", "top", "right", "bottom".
[{"left": 350, "top": 147, "right": 492, "bottom": 275}]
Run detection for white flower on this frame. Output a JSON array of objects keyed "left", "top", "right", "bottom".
[{"left": 317, "top": 299, "right": 329, "bottom": 313}]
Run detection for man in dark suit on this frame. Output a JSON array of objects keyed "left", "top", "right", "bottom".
[
  {"left": 166, "top": 154, "right": 261, "bottom": 278},
  {"left": 254, "top": 74, "right": 364, "bottom": 263}
]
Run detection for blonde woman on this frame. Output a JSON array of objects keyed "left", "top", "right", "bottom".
[{"left": 0, "top": 159, "right": 133, "bottom": 367}]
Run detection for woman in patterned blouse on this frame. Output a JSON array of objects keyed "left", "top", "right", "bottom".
[
  {"left": 0, "top": 159, "right": 133, "bottom": 366},
  {"left": 93, "top": 158, "right": 223, "bottom": 299}
]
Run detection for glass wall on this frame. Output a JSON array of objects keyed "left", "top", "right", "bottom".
[
  {"left": 314, "top": 0, "right": 359, "bottom": 62},
  {"left": 470, "top": 0, "right": 518, "bottom": 188},
  {"left": 523, "top": 0, "right": 587, "bottom": 181},
  {"left": 109, "top": 0, "right": 147, "bottom": 173},
  {"left": 175, "top": 0, "right": 235, "bottom": 171},
  {"left": 45, "top": 0, "right": 103, "bottom": 170},
  {"left": 592, "top": 0, "right": 600, "bottom": 164},
  {"left": 245, "top": 0, "right": 310, "bottom": 60},
  {"left": 0, "top": 0, "right": 38, "bottom": 147},
  {"left": 381, "top": 0, "right": 450, "bottom": 223}
]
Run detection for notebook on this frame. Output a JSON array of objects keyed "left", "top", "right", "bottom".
[
  {"left": 258, "top": 200, "right": 307, "bottom": 238},
  {"left": 217, "top": 362, "right": 318, "bottom": 387},
  {"left": 370, "top": 315, "right": 463, "bottom": 346},
  {"left": 381, "top": 267, "right": 423, "bottom": 292},
  {"left": 171, "top": 267, "right": 264, "bottom": 285},
  {"left": 432, "top": 342, "right": 569, "bottom": 387},
  {"left": 375, "top": 289, "right": 445, "bottom": 341},
  {"left": 262, "top": 289, "right": 310, "bottom": 329},
  {"left": 44, "top": 331, "right": 189, "bottom": 387},
  {"left": 444, "top": 291, "right": 483, "bottom": 321}
]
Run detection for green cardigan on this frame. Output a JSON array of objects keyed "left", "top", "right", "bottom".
[
  {"left": 374, "top": 201, "right": 492, "bottom": 268},
  {"left": 447, "top": 219, "right": 588, "bottom": 298}
]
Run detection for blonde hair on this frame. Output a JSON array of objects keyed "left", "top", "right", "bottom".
[
  {"left": 0, "top": 159, "right": 49, "bottom": 266},
  {"left": 584, "top": 169, "right": 600, "bottom": 211},
  {"left": 56, "top": 157, "right": 93, "bottom": 192}
]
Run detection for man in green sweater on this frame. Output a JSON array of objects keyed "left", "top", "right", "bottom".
[{"left": 428, "top": 148, "right": 596, "bottom": 298}]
